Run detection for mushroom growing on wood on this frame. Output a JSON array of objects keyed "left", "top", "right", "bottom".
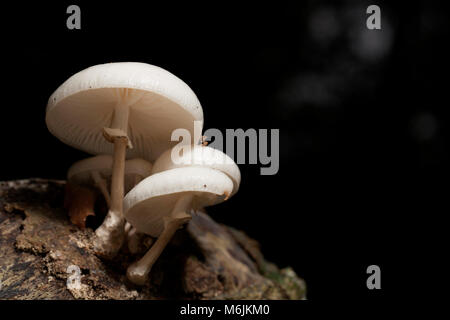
[
  {"left": 46, "top": 62, "right": 203, "bottom": 257},
  {"left": 124, "top": 147, "right": 240, "bottom": 285},
  {"left": 65, "top": 155, "right": 153, "bottom": 231}
]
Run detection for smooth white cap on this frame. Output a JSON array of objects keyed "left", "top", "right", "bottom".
[
  {"left": 124, "top": 167, "right": 233, "bottom": 237},
  {"left": 152, "top": 145, "right": 241, "bottom": 195},
  {"left": 46, "top": 62, "right": 203, "bottom": 161}
]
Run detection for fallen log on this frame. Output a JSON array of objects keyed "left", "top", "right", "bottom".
[{"left": 0, "top": 179, "right": 305, "bottom": 300}]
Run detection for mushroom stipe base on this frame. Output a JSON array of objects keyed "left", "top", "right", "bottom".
[
  {"left": 127, "top": 214, "right": 192, "bottom": 285},
  {"left": 94, "top": 136, "right": 128, "bottom": 258}
]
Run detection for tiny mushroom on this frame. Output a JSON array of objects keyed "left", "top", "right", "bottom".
[
  {"left": 124, "top": 146, "right": 240, "bottom": 285},
  {"left": 67, "top": 155, "right": 153, "bottom": 206},
  {"left": 46, "top": 62, "right": 203, "bottom": 257},
  {"left": 67, "top": 155, "right": 153, "bottom": 252}
]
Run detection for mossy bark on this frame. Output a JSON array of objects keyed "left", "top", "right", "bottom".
[{"left": 0, "top": 179, "right": 306, "bottom": 300}]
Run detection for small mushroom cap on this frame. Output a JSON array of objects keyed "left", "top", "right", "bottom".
[
  {"left": 68, "top": 155, "right": 153, "bottom": 186},
  {"left": 152, "top": 145, "right": 241, "bottom": 195},
  {"left": 124, "top": 167, "right": 233, "bottom": 237},
  {"left": 46, "top": 62, "right": 203, "bottom": 161}
]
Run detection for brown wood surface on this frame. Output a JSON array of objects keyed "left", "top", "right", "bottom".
[{"left": 0, "top": 179, "right": 306, "bottom": 300}]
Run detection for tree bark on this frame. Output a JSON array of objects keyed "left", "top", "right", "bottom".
[{"left": 0, "top": 179, "right": 306, "bottom": 300}]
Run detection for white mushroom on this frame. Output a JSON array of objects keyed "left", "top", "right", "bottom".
[
  {"left": 152, "top": 145, "right": 241, "bottom": 195},
  {"left": 46, "top": 62, "right": 203, "bottom": 257},
  {"left": 129, "top": 144, "right": 240, "bottom": 256},
  {"left": 124, "top": 167, "right": 234, "bottom": 285},
  {"left": 124, "top": 146, "right": 240, "bottom": 285}
]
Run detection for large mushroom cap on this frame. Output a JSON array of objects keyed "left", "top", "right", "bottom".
[
  {"left": 152, "top": 145, "right": 241, "bottom": 195},
  {"left": 124, "top": 167, "right": 233, "bottom": 237},
  {"left": 46, "top": 62, "right": 203, "bottom": 162},
  {"left": 68, "top": 155, "right": 153, "bottom": 186}
]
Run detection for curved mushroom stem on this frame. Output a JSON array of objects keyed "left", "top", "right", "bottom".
[
  {"left": 94, "top": 101, "right": 131, "bottom": 258},
  {"left": 127, "top": 194, "right": 193, "bottom": 285},
  {"left": 91, "top": 171, "right": 111, "bottom": 207}
]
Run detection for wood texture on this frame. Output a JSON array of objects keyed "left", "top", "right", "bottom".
[{"left": 0, "top": 179, "right": 306, "bottom": 300}]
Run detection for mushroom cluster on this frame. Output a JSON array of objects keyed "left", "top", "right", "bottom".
[{"left": 46, "top": 62, "right": 240, "bottom": 285}]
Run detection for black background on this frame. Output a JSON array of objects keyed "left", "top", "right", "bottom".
[{"left": 2, "top": 0, "right": 448, "bottom": 301}]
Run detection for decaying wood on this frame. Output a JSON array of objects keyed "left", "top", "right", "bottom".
[{"left": 0, "top": 179, "right": 306, "bottom": 300}]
